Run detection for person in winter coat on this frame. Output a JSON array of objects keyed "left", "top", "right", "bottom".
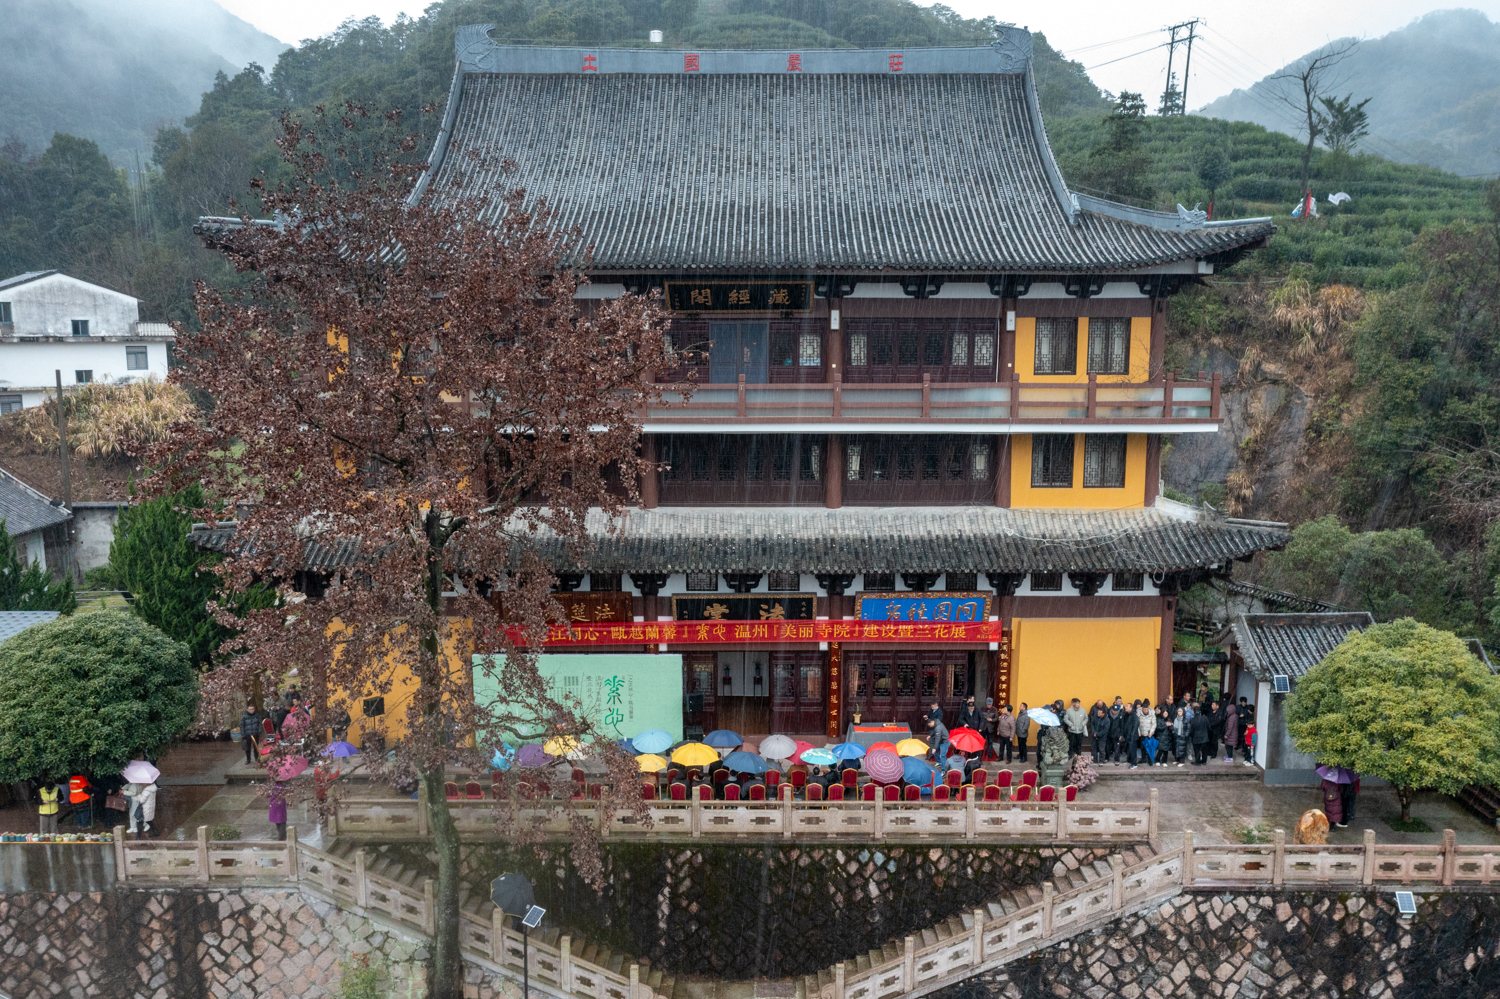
[
  {"left": 979, "top": 698, "right": 1000, "bottom": 760},
  {"left": 1339, "top": 776, "right": 1360, "bottom": 823},
  {"left": 123, "top": 781, "right": 157, "bottom": 839},
  {"left": 1014, "top": 704, "right": 1032, "bottom": 763},
  {"left": 1136, "top": 701, "right": 1158, "bottom": 766},
  {"left": 1171, "top": 706, "right": 1190, "bottom": 766},
  {"left": 996, "top": 705, "right": 1016, "bottom": 763},
  {"left": 239, "top": 706, "right": 264, "bottom": 766},
  {"left": 1189, "top": 704, "right": 1212, "bottom": 765},
  {"left": 956, "top": 695, "right": 983, "bottom": 732},
  {"left": 1221, "top": 702, "right": 1240, "bottom": 764},
  {"left": 1321, "top": 777, "right": 1345, "bottom": 827},
  {"left": 1063, "top": 699, "right": 1089, "bottom": 757},
  {"left": 1089, "top": 705, "right": 1110, "bottom": 760},
  {"left": 1116, "top": 702, "right": 1141, "bottom": 767},
  {"left": 268, "top": 781, "right": 289, "bottom": 841}
]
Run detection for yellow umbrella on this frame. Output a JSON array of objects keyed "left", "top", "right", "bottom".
[
  {"left": 636, "top": 753, "right": 668, "bottom": 772},
  {"left": 895, "top": 738, "right": 930, "bottom": 757},
  {"left": 543, "top": 736, "right": 585, "bottom": 760},
  {"left": 670, "top": 742, "right": 720, "bottom": 767}
]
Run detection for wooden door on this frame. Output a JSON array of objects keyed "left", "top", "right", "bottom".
[
  {"left": 893, "top": 653, "right": 921, "bottom": 727},
  {"left": 771, "top": 652, "right": 825, "bottom": 734},
  {"left": 684, "top": 654, "right": 716, "bottom": 738},
  {"left": 848, "top": 651, "right": 898, "bottom": 723}
]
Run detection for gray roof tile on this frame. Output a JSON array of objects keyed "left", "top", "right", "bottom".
[
  {"left": 0, "top": 610, "right": 61, "bottom": 643},
  {"left": 1226, "top": 612, "right": 1375, "bottom": 681},
  {"left": 0, "top": 469, "right": 71, "bottom": 537}
]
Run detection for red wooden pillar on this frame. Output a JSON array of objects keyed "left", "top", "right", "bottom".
[
  {"left": 1143, "top": 434, "right": 1161, "bottom": 505},
  {"left": 1158, "top": 594, "right": 1175, "bottom": 705},
  {"left": 640, "top": 435, "right": 659, "bottom": 509},
  {"left": 994, "top": 434, "right": 1012, "bottom": 507},
  {"left": 1150, "top": 296, "right": 1167, "bottom": 379},
  {"left": 825, "top": 434, "right": 842, "bottom": 508}
]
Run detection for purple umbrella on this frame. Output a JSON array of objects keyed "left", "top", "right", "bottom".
[
  {"left": 517, "top": 744, "right": 554, "bottom": 768},
  {"left": 863, "top": 749, "right": 904, "bottom": 784},
  {"left": 1315, "top": 765, "right": 1357, "bottom": 784}
]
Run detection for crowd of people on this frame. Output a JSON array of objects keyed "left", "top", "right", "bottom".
[{"left": 952, "top": 688, "right": 1257, "bottom": 769}]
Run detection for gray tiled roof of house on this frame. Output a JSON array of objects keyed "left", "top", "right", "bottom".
[
  {"left": 0, "top": 270, "right": 58, "bottom": 291},
  {"left": 0, "top": 468, "right": 71, "bottom": 536},
  {"left": 412, "top": 30, "right": 1275, "bottom": 274},
  {"left": 1224, "top": 612, "right": 1376, "bottom": 681},
  {"left": 0, "top": 610, "right": 61, "bottom": 643},
  {"left": 189, "top": 501, "right": 1288, "bottom": 575}
]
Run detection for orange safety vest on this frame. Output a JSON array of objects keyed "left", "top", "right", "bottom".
[
  {"left": 39, "top": 786, "right": 60, "bottom": 815},
  {"left": 69, "top": 776, "right": 90, "bottom": 803}
]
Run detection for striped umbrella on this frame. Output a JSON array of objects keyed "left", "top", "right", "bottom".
[{"left": 863, "top": 749, "right": 904, "bottom": 784}]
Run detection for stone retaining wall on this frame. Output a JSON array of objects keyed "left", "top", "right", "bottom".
[
  {"left": 931, "top": 889, "right": 1500, "bottom": 999},
  {"left": 0, "top": 888, "right": 519, "bottom": 999}
]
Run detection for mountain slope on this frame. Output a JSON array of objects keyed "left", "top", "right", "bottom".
[
  {"left": 1198, "top": 9, "right": 1500, "bottom": 177},
  {"left": 0, "top": 0, "right": 286, "bottom": 168}
]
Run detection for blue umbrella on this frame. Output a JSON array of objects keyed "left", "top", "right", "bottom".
[
  {"left": 704, "top": 729, "right": 743, "bottom": 749},
  {"left": 800, "top": 747, "right": 838, "bottom": 766},
  {"left": 632, "top": 729, "right": 673, "bottom": 755},
  {"left": 829, "top": 742, "right": 867, "bottom": 760},
  {"left": 615, "top": 738, "right": 637, "bottom": 755},
  {"left": 490, "top": 745, "right": 516, "bottom": 771},
  {"left": 901, "top": 757, "right": 935, "bottom": 786},
  {"left": 724, "top": 751, "right": 768, "bottom": 774},
  {"left": 321, "top": 741, "right": 360, "bottom": 757}
]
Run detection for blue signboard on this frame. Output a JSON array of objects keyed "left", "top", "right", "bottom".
[{"left": 855, "top": 592, "right": 993, "bottom": 623}]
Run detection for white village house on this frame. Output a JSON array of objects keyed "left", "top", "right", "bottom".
[{"left": 0, "top": 270, "right": 173, "bottom": 411}]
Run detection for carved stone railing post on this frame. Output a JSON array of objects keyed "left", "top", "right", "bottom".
[
  {"left": 113, "top": 825, "right": 127, "bottom": 883},
  {"left": 965, "top": 795, "right": 977, "bottom": 840},
  {"left": 903, "top": 935, "right": 915, "bottom": 989},
  {"left": 630, "top": 963, "right": 640, "bottom": 999},
  {"left": 1362, "top": 829, "right": 1376, "bottom": 886},
  {"left": 1110, "top": 854, "right": 1124, "bottom": 910},
  {"left": 690, "top": 792, "right": 702, "bottom": 839},
  {"left": 491, "top": 909, "right": 506, "bottom": 964},
  {"left": 1442, "top": 829, "right": 1457, "bottom": 886},
  {"left": 355, "top": 849, "right": 368, "bottom": 907},
  {"left": 1041, "top": 882, "right": 1054, "bottom": 937},
  {"left": 873, "top": 793, "right": 885, "bottom": 841},
  {"left": 197, "top": 825, "right": 211, "bottom": 883},
  {"left": 834, "top": 962, "right": 846, "bottom": 999},
  {"left": 287, "top": 825, "right": 300, "bottom": 881},
  {"left": 1054, "top": 795, "right": 1067, "bottom": 841},
  {"left": 1271, "top": 829, "right": 1286, "bottom": 887},
  {"left": 560, "top": 935, "right": 572, "bottom": 991},
  {"left": 972, "top": 908, "right": 985, "bottom": 964},
  {"left": 416, "top": 783, "right": 429, "bottom": 837},
  {"left": 1181, "top": 830, "right": 1194, "bottom": 887},
  {"left": 1147, "top": 788, "right": 1159, "bottom": 847},
  {"left": 782, "top": 785, "right": 794, "bottom": 838}
]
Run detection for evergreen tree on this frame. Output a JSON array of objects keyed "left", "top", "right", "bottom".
[
  {"left": 1086, "top": 91, "right": 1151, "bottom": 201},
  {"left": 0, "top": 519, "right": 76, "bottom": 613}
]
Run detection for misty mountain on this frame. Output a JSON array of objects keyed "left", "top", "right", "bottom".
[
  {"left": 0, "top": 0, "right": 286, "bottom": 170},
  {"left": 1198, "top": 9, "right": 1500, "bottom": 177}
]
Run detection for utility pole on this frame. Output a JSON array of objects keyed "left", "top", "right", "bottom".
[
  {"left": 54, "top": 370, "right": 80, "bottom": 584},
  {"left": 1161, "top": 19, "right": 1200, "bottom": 115}
]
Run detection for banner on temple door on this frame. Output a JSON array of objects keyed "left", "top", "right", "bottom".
[
  {"left": 508, "top": 619, "right": 1003, "bottom": 646},
  {"left": 827, "top": 642, "right": 843, "bottom": 739}
]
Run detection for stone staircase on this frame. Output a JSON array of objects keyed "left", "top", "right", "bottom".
[
  {"left": 796, "top": 844, "right": 1160, "bottom": 999},
  {"left": 327, "top": 840, "right": 684, "bottom": 999}
]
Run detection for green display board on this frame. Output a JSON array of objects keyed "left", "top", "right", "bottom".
[{"left": 472, "top": 653, "right": 684, "bottom": 743}]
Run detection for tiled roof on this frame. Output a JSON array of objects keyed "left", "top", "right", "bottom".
[
  {"left": 0, "top": 610, "right": 61, "bottom": 644},
  {"left": 0, "top": 468, "right": 71, "bottom": 536},
  {"left": 1224, "top": 613, "right": 1376, "bottom": 681},
  {"left": 189, "top": 502, "right": 1288, "bottom": 575},
  {"left": 0, "top": 270, "right": 57, "bottom": 291},
  {"left": 415, "top": 32, "right": 1274, "bottom": 274}
]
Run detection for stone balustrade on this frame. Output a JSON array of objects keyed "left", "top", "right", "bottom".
[{"left": 1181, "top": 827, "right": 1500, "bottom": 888}]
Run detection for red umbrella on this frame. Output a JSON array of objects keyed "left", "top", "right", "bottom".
[
  {"left": 790, "top": 741, "right": 817, "bottom": 763},
  {"left": 863, "top": 749, "right": 904, "bottom": 784},
  {"left": 948, "top": 727, "right": 986, "bottom": 753},
  {"left": 268, "top": 755, "right": 309, "bottom": 781},
  {"left": 867, "top": 741, "right": 899, "bottom": 754}
]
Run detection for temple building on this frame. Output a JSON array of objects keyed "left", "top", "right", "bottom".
[{"left": 204, "top": 28, "right": 1289, "bottom": 742}]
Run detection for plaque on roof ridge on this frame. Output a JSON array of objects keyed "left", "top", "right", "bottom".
[{"left": 454, "top": 24, "right": 1033, "bottom": 75}]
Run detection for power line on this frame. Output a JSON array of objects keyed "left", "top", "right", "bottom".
[
  {"left": 1086, "top": 41, "right": 1171, "bottom": 71},
  {"left": 1062, "top": 29, "right": 1165, "bottom": 56}
]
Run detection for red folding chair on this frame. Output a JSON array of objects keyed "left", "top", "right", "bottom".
[
  {"left": 589, "top": 783, "right": 605, "bottom": 800},
  {"left": 1038, "top": 785, "right": 1057, "bottom": 802},
  {"left": 972, "top": 769, "right": 989, "bottom": 790},
  {"left": 943, "top": 770, "right": 962, "bottom": 789},
  {"left": 790, "top": 770, "right": 807, "bottom": 791},
  {"left": 641, "top": 783, "right": 658, "bottom": 800},
  {"left": 1065, "top": 784, "right": 1077, "bottom": 802},
  {"left": 712, "top": 769, "right": 729, "bottom": 787},
  {"left": 842, "top": 768, "right": 859, "bottom": 789},
  {"left": 723, "top": 784, "right": 741, "bottom": 801},
  {"left": 884, "top": 784, "right": 901, "bottom": 801},
  {"left": 666, "top": 768, "right": 680, "bottom": 784},
  {"left": 749, "top": 784, "right": 766, "bottom": 801},
  {"left": 515, "top": 780, "right": 534, "bottom": 800},
  {"left": 994, "top": 769, "right": 1013, "bottom": 789},
  {"left": 1012, "top": 784, "right": 1032, "bottom": 801},
  {"left": 572, "top": 768, "right": 586, "bottom": 784},
  {"left": 696, "top": 785, "right": 712, "bottom": 801},
  {"left": 861, "top": 784, "right": 877, "bottom": 801},
  {"left": 669, "top": 782, "right": 687, "bottom": 800},
  {"left": 983, "top": 784, "right": 1001, "bottom": 802},
  {"left": 765, "top": 770, "right": 781, "bottom": 791},
  {"left": 904, "top": 785, "right": 920, "bottom": 801},
  {"left": 572, "top": 782, "right": 586, "bottom": 800},
  {"left": 827, "top": 783, "right": 844, "bottom": 801},
  {"left": 465, "top": 781, "right": 484, "bottom": 799},
  {"left": 806, "top": 783, "right": 824, "bottom": 801},
  {"left": 933, "top": 785, "right": 951, "bottom": 802},
  {"left": 960, "top": 785, "right": 977, "bottom": 801},
  {"left": 1021, "top": 770, "right": 1038, "bottom": 787},
  {"left": 445, "top": 781, "right": 460, "bottom": 800}
]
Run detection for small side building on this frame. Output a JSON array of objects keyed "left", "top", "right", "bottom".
[
  {"left": 1217, "top": 612, "right": 1375, "bottom": 784},
  {"left": 0, "top": 270, "right": 173, "bottom": 410},
  {"left": 0, "top": 467, "right": 72, "bottom": 572}
]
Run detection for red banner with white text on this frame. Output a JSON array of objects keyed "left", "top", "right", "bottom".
[{"left": 507, "top": 620, "right": 1002, "bottom": 646}]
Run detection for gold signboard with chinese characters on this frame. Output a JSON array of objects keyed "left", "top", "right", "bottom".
[
  {"left": 671, "top": 593, "right": 817, "bottom": 622},
  {"left": 665, "top": 281, "right": 813, "bottom": 313}
]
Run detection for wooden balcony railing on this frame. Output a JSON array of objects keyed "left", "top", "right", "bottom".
[{"left": 645, "top": 371, "right": 1221, "bottom": 426}]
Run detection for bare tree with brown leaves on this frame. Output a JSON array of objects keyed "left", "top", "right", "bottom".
[
  {"left": 146, "top": 105, "right": 673, "bottom": 999},
  {"left": 1270, "top": 39, "right": 1359, "bottom": 204}
]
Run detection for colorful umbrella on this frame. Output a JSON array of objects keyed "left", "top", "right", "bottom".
[
  {"left": 1315, "top": 765, "right": 1357, "bottom": 784},
  {"left": 791, "top": 740, "right": 817, "bottom": 763},
  {"left": 632, "top": 729, "right": 673, "bottom": 754},
  {"left": 490, "top": 746, "right": 516, "bottom": 771},
  {"left": 829, "top": 742, "right": 867, "bottom": 760},
  {"left": 543, "top": 736, "right": 586, "bottom": 760},
  {"left": 863, "top": 749, "right": 904, "bottom": 783},
  {"left": 268, "top": 755, "right": 309, "bottom": 781},
  {"left": 670, "top": 742, "right": 721, "bottom": 767},
  {"left": 800, "top": 747, "right": 838, "bottom": 766},
  {"left": 1026, "top": 707, "right": 1062, "bottom": 728},
  {"left": 758, "top": 734, "right": 798, "bottom": 760},
  {"left": 637, "top": 753, "right": 668, "bottom": 772},
  {"left": 867, "top": 741, "right": 900, "bottom": 754},
  {"left": 321, "top": 741, "right": 360, "bottom": 758},
  {"left": 704, "top": 729, "right": 743, "bottom": 749},
  {"left": 120, "top": 760, "right": 160, "bottom": 784},
  {"left": 948, "top": 728, "right": 986, "bottom": 753},
  {"left": 901, "top": 757, "right": 935, "bottom": 786},
  {"left": 895, "top": 738, "right": 930, "bottom": 757},
  {"left": 725, "top": 751, "right": 769, "bottom": 774},
  {"left": 516, "top": 744, "right": 553, "bottom": 768}
]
